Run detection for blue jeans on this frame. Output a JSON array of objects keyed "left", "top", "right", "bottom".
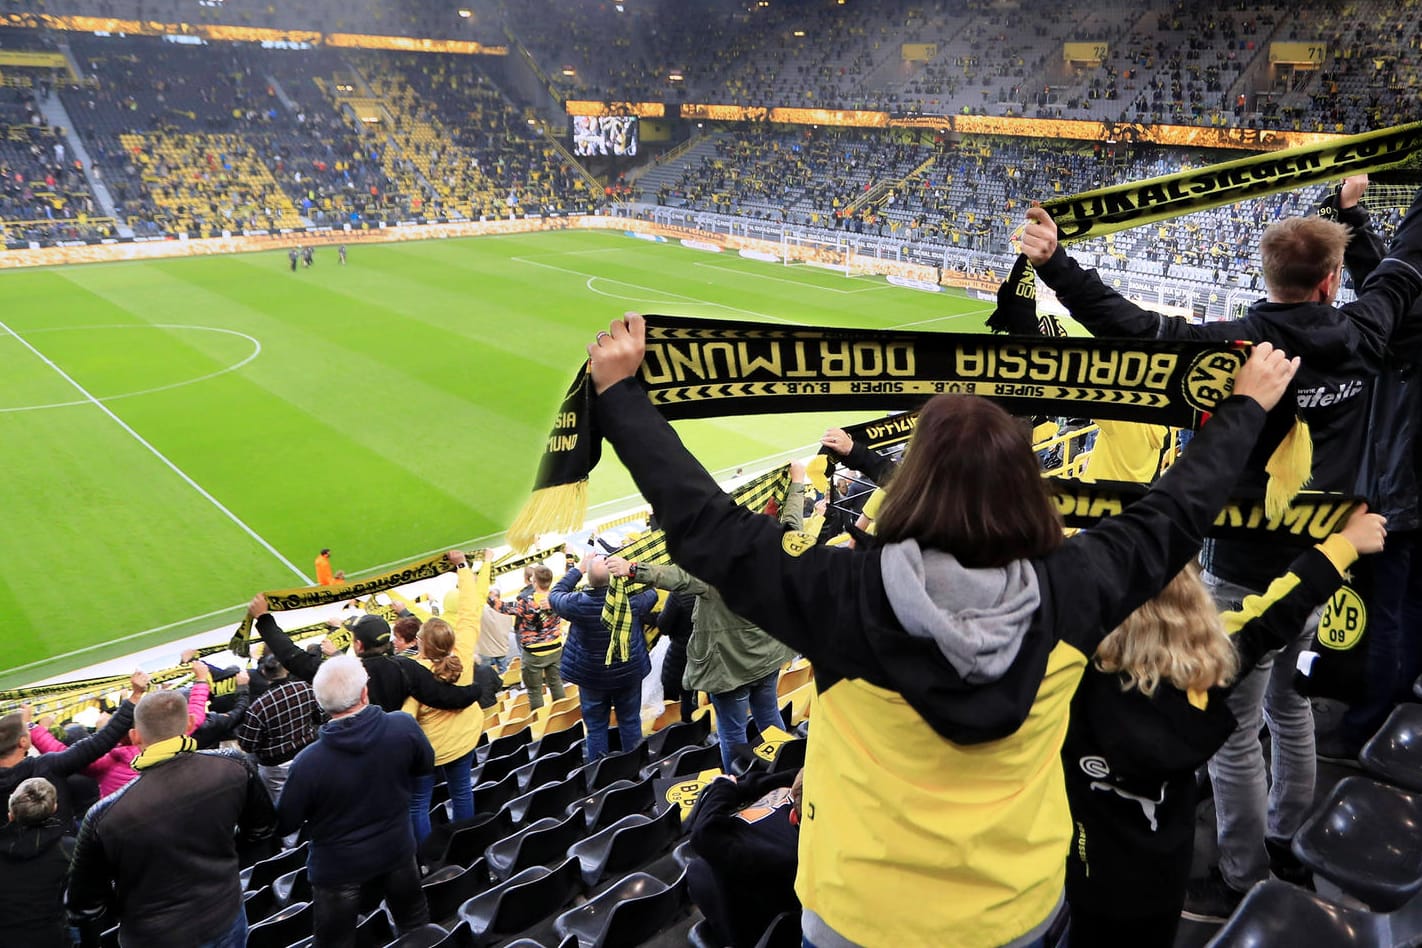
[
  {"left": 197, "top": 908, "right": 247, "bottom": 948},
  {"left": 1204, "top": 571, "right": 1320, "bottom": 890},
  {"left": 408, "top": 746, "right": 477, "bottom": 843},
  {"left": 709, "top": 670, "right": 782, "bottom": 772},
  {"left": 482, "top": 654, "right": 512, "bottom": 675},
  {"left": 580, "top": 682, "right": 642, "bottom": 761}
]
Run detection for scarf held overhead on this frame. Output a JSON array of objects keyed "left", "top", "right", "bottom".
[{"left": 507, "top": 315, "right": 1248, "bottom": 548}]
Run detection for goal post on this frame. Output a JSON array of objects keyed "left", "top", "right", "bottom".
[{"left": 781, "top": 232, "right": 855, "bottom": 276}]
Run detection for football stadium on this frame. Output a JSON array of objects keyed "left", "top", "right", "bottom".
[{"left": 0, "top": 0, "right": 1420, "bottom": 945}]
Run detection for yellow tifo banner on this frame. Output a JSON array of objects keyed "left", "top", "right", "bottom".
[{"left": 1043, "top": 121, "right": 1422, "bottom": 241}]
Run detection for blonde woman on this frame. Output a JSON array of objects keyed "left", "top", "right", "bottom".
[
  {"left": 1061, "top": 504, "right": 1387, "bottom": 946},
  {"left": 404, "top": 550, "right": 489, "bottom": 843}
]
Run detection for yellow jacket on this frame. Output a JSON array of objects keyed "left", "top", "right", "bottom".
[{"left": 402, "top": 561, "right": 488, "bottom": 765}]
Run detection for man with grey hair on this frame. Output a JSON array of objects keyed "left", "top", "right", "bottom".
[
  {"left": 1, "top": 777, "right": 71, "bottom": 948},
  {"left": 278, "top": 654, "right": 435, "bottom": 945},
  {"left": 67, "top": 689, "right": 276, "bottom": 948}
]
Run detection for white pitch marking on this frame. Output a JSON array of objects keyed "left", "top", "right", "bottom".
[{"left": 0, "top": 317, "right": 313, "bottom": 585}]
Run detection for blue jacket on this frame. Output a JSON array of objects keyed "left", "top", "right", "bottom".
[
  {"left": 551, "top": 568, "right": 657, "bottom": 690},
  {"left": 276, "top": 705, "right": 433, "bottom": 886}
]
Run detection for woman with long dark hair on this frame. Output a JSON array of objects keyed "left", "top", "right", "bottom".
[{"left": 584, "top": 315, "right": 1297, "bottom": 948}]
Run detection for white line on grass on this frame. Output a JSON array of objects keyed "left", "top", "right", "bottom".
[
  {"left": 888, "top": 306, "right": 994, "bottom": 330},
  {"left": 0, "top": 318, "right": 314, "bottom": 585},
  {"left": 691, "top": 261, "right": 891, "bottom": 295},
  {"left": 0, "top": 324, "right": 261, "bottom": 414}
]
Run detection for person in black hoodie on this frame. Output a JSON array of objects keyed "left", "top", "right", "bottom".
[
  {"left": 686, "top": 769, "right": 803, "bottom": 947},
  {"left": 248, "top": 596, "right": 481, "bottom": 714},
  {"left": 0, "top": 777, "right": 72, "bottom": 948},
  {"left": 1064, "top": 504, "right": 1387, "bottom": 946},
  {"left": 277, "top": 653, "right": 434, "bottom": 946},
  {"left": 658, "top": 590, "right": 698, "bottom": 722},
  {"left": 1022, "top": 181, "right": 1422, "bottom": 916}
]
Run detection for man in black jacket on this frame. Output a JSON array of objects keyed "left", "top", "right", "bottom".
[
  {"left": 247, "top": 594, "right": 481, "bottom": 713},
  {"left": 1021, "top": 179, "right": 1422, "bottom": 918},
  {"left": 0, "top": 670, "right": 146, "bottom": 831},
  {"left": 67, "top": 689, "right": 276, "bottom": 948}
]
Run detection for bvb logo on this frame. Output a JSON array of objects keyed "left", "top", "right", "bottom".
[
  {"left": 1319, "top": 586, "right": 1367, "bottom": 651},
  {"left": 1183, "top": 350, "right": 1244, "bottom": 412},
  {"left": 665, "top": 778, "right": 708, "bottom": 812},
  {"left": 782, "top": 531, "right": 817, "bottom": 557}
]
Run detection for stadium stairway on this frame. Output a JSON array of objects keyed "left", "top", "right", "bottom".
[
  {"left": 632, "top": 135, "right": 727, "bottom": 204},
  {"left": 34, "top": 91, "right": 126, "bottom": 233}
]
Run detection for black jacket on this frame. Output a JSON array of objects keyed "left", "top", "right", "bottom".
[
  {"left": 0, "top": 701, "right": 134, "bottom": 832},
  {"left": 1063, "top": 541, "right": 1352, "bottom": 920},
  {"left": 0, "top": 818, "right": 72, "bottom": 948},
  {"left": 67, "top": 748, "right": 276, "bottom": 948},
  {"left": 688, "top": 770, "right": 800, "bottom": 948},
  {"left": 192, "top": 684, "right": 249, "bottom": 750},
  {"left": 255, "top": 613, "right": 481, "bottom": 713},
  {"left": 659, "top": 591, "right": 696, "bottom": 698},
  {"left": 1036, "top": 186, "right": 1422, "bottom": 587}
]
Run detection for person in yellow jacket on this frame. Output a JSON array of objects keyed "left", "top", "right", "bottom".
[{"left": 403, "top": 549, "right": 488, "bottom": 843}]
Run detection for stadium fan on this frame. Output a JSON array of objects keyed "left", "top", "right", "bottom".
[
  {"left": 190, "top": 665, "right": 251, "bottom": 750},
  {"left": 277, "top": 654, "right": 434, "bottom": 945},
  {"left": 0, "top": 777, "right": 72, "bottom": 948},
  {"left": 67, "top": 689, "right": 276, "bottom": 948},
  {"left": 25, "top": 669, "right": 210, "bottom": 800},
  {"left": 1064, "top": 506, "right": 1387, "bottom": 946},
  {"left": 656, "top": 589, "right": 699, "bottom": 723},
  {"left": 477, "top": 594, "right": 514, "bottom": 675},
  {"left": 490, "top": 564, "right": 568, "bottom": 711},
  {"left": 249, "top": 594, "right": 482, "bottom": 713},
  {"left": 585, "top": 313, "right": 1296, "bottom": 948},
  {"left": 0, "top": 671, "right": 146, "bottom": 831},
  {"left": 685, "top": 769, "right": 804, "bottom": 948},
  {"left": 180, "top": 649, "right": 250, "bottom": 712},
  {"left": 1021, "top": 177, "right": 1422, "bottom": 919},
  {"left": 550, "top": 552, "right": 658, "bottom": 762},
  {"left": 393, "top": 615, "right": 422, "bottom": 657},
  {"left": 234, "top": 652, "right": 324, "bottom": 808},
  {"left": 403, "top": 550, "right": 488, "bottom": 844},
  {"left": 607, "top": 465, "right": 806, "bottom": 772}
]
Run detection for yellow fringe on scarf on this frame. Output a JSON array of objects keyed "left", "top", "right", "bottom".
[
  {"left": 507, "top": 480, "right": 589, "bottom": 551},
  {"left": 1265, "top": 418, "right": 1314, "bottom": 520}
]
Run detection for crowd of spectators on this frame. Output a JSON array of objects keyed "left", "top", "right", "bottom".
[
  {"left": 0, "top": 87, "right": 109, "bottom": 243},
  {"left": 502, "top": 0, "right": 1422, "bottom": 133}
]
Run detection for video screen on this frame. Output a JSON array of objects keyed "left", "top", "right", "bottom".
[{"left": 572, "top": 115, "right": 638, "bottom": 157}]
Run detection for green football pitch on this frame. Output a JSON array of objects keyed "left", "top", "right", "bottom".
[{"left": 0, "top": 229, "right": 995, "bottom": 687}]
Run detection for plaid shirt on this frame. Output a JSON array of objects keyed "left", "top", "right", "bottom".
[{"left": 235, "top": 678, "right": 323, "bottom": 766}]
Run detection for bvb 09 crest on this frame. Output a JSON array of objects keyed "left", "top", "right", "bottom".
[
  {"left": 1183, "top": 350, "right": 1245, "bottom": 412},
  {"left": 1318, "top": 586, "right": 1366, "bottom": 651}
]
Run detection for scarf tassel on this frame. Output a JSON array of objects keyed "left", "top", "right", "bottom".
[{"left": 507, "top": 480, "right": 588, "bottom": 552}]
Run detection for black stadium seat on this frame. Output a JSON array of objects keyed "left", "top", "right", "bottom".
[
  {"left": 242, "top": 842, "right": 308, "bottom": 891},
  {"left": 245, "top": 900, "right": 313, "bottom": 948},
  {"left": 647, "top": 716, "right": 711, "bottom": 762},
  {"left": 355, "top": 908, "right": 394, "bottom": 948},
  {"left": 243, "top": 885, "right": 278, "bottom": 925},
  {"left": 1207, "top": 880, "right": 1388, "bottom": 947},
  {"left": 472, "top": 770, "right": 523, "bottom": 817},
  {"left": 568, "top": 804, "right": 682, "bottom": 888},
  {"left": 480, "top": 727, "right": 534, "bottom": 764},
  {"left": 1360, "top": 704, "right": 1422, "bottom": 793},
  {"left": 585, "top": 744, "right": 650, "bottom": 792},
  {"left": 571, "top": 777, "right": 657, "bottom": 834},
  {"left": 422, "top": 860, "right": 493, "bottom": 927},
  {"left": 456, "top": 856, "right": 583, "bottom": 945},
  {"left": 642, "top": 743, "right": 722, "bottom": 782},
  {"left": 554, "top": 871, "right": 689, "bottom": 947},
  {"left": 534, "top": 722, "right": 586, "bottom": 760},
  {"left": 769, "top": 738, "right": 807, "bottom": 774},
  {"left": 439, "top": 813, "right": 515, "bottom": 870},
  {"left": 753, "top": 910, "right": 803, "bottom": 948},
  {"left": 504, "top": 774, "right": 587, "bottom": 826},
  {"left": 484, "top": 811, "right": 586, "bottom": 881},
  {"left": 1293, "top": 776, "right": 1422, "bottom": 910},
  {"left": 474, "top": 747, "right": 528, "bottom": 788},
  {"left": 513, "top": 744, "right": 585, "bottom": 791},
  {"left": 273, "top": 865, "right": 312, "bottom": 907},
  {"left": 384, "top": 922, "right": 449, "bottom": 948}
]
